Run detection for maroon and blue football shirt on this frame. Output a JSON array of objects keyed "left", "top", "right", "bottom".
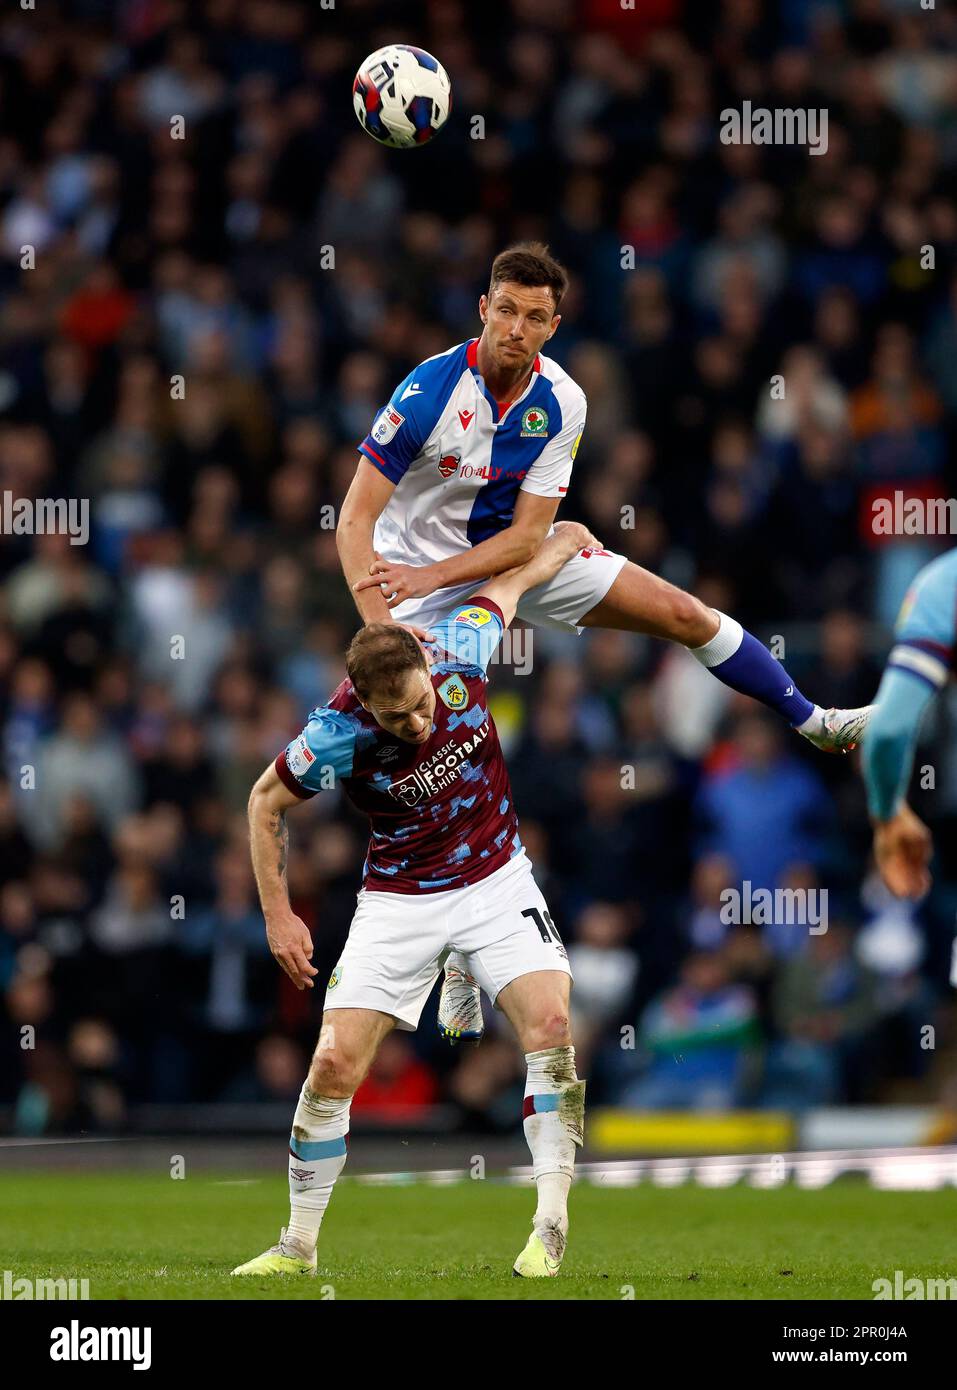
[{"left": 275, "top": 598, "right": 523, "bottom": 894}]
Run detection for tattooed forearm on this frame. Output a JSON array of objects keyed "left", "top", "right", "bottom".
[
  {"left": 269, "top": 808, "right": 289, "bottom": 886},
  {"left": 248, "top": 782, "right": 295, "bottom": 919}
]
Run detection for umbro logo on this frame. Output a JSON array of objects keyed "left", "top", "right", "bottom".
[
  {"left": 376, "top": 744, "right": 401, "bottom": 762},
  {"left": 458, "top": 409, "right": 474, "bottom": 429},
  {"left": 400, "top": 382, "right": 423, "bottom": 402}
]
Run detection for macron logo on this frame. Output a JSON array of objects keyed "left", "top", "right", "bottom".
[
  {"left": 400, "top": 383, "right": 422, "bottom": 402},
  {"left": 458, "top": 409, "right": 474, "bottom": 429}
]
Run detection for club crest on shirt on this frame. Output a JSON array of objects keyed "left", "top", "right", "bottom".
[
  {"left": 438, "top": 453, "right": 459, "bottom": 478},
  {"left": 372, "top": 406, "right": 404, "bottom": 445},
  {"left": 438, "top": 674, "right": 469, "bottom": 710},
  {"left": 521, "top": 406, "right": 548, "bottom": 438},
  {"left": 328, "top": 965, "right": 342, "bottom": 990}
]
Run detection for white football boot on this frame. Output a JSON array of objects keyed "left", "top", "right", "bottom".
[
  {"left": 797, "top": 704, "right": 874, "bottom": 754},
  {"left": 437, "top": 963, "right": 484, "bottom": 1043}
]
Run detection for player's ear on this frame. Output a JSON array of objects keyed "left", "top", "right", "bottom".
[
  {"left": 546, "top": 313, "right": 561, "bottom": 340},
  {"left": 479, "top": 293, "right": 489, "bottom": 324}
]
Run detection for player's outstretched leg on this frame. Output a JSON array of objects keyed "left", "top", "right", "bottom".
[
  {"left": 691, "top": 610, "right": 872, "bottom": 753},
  {"left": 581, "top": 564, "right": 872, "bottom": 753},
  {"left": 232, "top": 1010, "right": 390, "bottom": 1276},
  {"left": 494, "top": 971, "right": 583, "bottom": 1277},
  {"left": 438, "top": 952, "right": 484, "bottom": 1043}
]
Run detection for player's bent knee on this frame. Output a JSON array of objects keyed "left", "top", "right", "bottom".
[
  {"left": 666, "top": 588, "right": 714, "bottom": 646},
  {"left": 307, "top": 1050, "right": 360, "bottom": 1099},
  {"left": 525, "top": 1012, "right": 572, "bottom": 1053}
]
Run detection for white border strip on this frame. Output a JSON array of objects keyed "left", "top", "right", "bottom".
[{"left": 351, "top": 1146, "right": 957, "bottom": 1191}]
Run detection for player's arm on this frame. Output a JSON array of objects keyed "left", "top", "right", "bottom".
[
  {"left": 247, "top": 761, "right": 319, "bottom": 990},
  {"left": 864, "top": 665, "right": 936, "bottom": 898},
  {"left": 419, "top": 389, "right": 590, "bottom": 604},
  {"left": 433, "top": 489, "right": 561, "bottom": 582},
  {"left": 359, "top": 390, "right": 585, "bottom": 607},
  {"left": 341, "top": 370, "right": 454, "bottom": 626},
  {"left": 336, "top": 460, "right": 402, "bottom": 625},
  {"left": 355, "top": 489, "right": 560, "bottom": 609},
  {"left": 477, "top": 519, "right": 599, "bottom": 627},
  {"left": 426, "top": 521, "right": 598, "bottom": 672}
]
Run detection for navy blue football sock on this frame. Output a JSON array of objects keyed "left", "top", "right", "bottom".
[{"left": 691, "top": 612, "right": 816, "bottom": 727}]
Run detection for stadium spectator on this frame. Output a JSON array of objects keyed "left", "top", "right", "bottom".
[
  {"left": 766, "top": 924, "right": 881, "bottom": 1105},
  {"left": 620, "top": 950, "right": 762, "bottom": 1111}
]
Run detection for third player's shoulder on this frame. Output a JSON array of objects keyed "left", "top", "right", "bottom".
[
  {"left": 535, "top": 350, "right": 587, "bottom": 423},
  {"left": 891, "top": 548, "right": 957, "bottom": 681},
  {"left": 912, "top": 546, "right": 957, "bottom": 595},
  {"left": 898, "top": 547, "right": 957, "bottom": 628}
]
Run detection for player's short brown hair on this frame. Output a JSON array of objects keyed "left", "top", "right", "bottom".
[
  {"left": 346, "top": 623, "right": 428, "bottom": 703},
  {"left": 488, "top": 241, "right": 569, "bottom": 311}
]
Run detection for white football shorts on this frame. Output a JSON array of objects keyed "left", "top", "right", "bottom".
[
  {"left": 391, "top": 545, "right": 627, "bottom": 634},
  {"left": 323, "top": 851, "right": 572, "bottom": 1031}
]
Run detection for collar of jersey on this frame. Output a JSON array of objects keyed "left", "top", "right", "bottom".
[{"left": 465, "top": 337, "right": 542, "bottom": 424}]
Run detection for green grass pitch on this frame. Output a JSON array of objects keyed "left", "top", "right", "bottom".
[{"left": 2, "top": 1171, "right": 955, "bottom": 1300}]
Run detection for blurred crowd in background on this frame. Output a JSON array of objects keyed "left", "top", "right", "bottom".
[{"left": 2, "top": 0, "right": 957, "bottom": 1136}]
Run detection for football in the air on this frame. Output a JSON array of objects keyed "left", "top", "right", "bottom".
[{"left": 352, "top": 44, "right": 451, "bottom": 149}]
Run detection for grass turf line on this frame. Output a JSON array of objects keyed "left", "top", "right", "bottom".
[{"left": 1, "top": 1172, "right": 955, "bottom": 1300}]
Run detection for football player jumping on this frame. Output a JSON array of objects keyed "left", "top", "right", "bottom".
[{"left": 337, "top": 241, "right": 873, "bottom": 1042}]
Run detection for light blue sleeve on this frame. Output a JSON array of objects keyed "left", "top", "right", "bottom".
[
  {"left": 279, "top": 708, "right": 357, "bottom": 796},
  {"left": 865, "top": 551, "right": 957, "bottom": 820},
  {"left": 890, "top": 549, "right": 957, "bottom": 682},
  {"left": 427, "top": 600, "right": 506, "bottom": 674},
  {"left": 863, "top": 666, "right": 937, "bottom": 822}
]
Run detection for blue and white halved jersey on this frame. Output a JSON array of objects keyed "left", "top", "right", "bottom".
[{"left": 358, "top": 338, "right": 586, "bottom": 566}]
